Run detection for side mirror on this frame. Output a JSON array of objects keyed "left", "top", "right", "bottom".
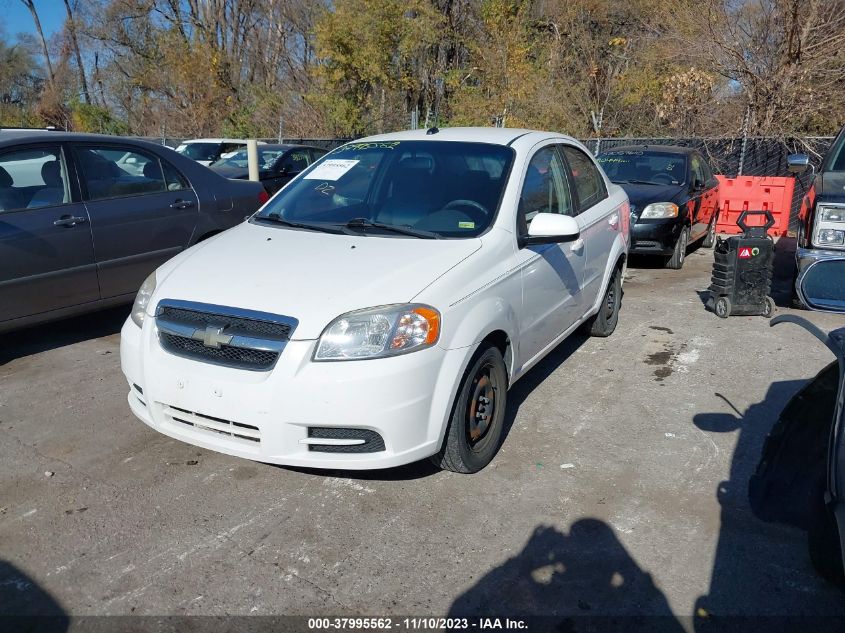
[
  {"left": 787, "top": 154, "right": 810, "bottom": 174},
  {"left": 798, "top": 258, "right": 845, "bottom": 312},
  {"left": 525, "top": 213, "right": 580, "bottom": 245}
]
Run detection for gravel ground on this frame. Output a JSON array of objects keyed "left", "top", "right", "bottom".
[{"left": 1, "top": 236, "right": 844, "bottom": 627}]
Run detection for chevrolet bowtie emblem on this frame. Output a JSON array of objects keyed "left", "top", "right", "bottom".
[{"left": 191, "top": 325, "right": 233, "bottom": 349}]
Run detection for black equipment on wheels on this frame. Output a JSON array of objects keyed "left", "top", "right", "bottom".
[{"left": 708, "top": 210, "right": 777, "bottom": 318}]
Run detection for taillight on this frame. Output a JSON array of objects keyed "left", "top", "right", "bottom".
[{"left": 258, "top": 190, "right": 270, "bottom": 205}]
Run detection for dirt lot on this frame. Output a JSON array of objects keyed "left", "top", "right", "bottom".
[{"left": 1, "top": 237, "right": 844, "bottom": 625}]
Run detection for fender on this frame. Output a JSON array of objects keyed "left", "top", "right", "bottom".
[{"left": 440, "top": 294, "right": 518, "bottom": 375}]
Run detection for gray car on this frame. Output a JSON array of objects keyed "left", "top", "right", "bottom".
[{"left": 0, "top": 130, "right": 267, "bottom": 333}]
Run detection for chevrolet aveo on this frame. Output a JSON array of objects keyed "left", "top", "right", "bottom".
[{"left": 121, "top": 128, "right": 630, "bottom": 473}]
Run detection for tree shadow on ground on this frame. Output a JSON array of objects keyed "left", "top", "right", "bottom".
[{"left": 0, "top": 559, "right": 68, "bottom": 632}]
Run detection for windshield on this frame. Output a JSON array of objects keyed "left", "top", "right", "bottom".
[
  {"left": 176, "top": 143, "right": 223, "bottom": 161},
  {"left": 212, "top": 148, "right": 286, "bottom": 170},
  {"left": 254, "top": 140, "right": 515, "bottom": 238},
  {"left": 597, "top": 151, "right": 687, "bottom": 186}
]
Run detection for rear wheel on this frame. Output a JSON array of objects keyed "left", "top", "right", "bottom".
[
  {"left": 702, "top": 214, "right": 718, "bottom": 248},
  {"left": 715, "top": 296, "right": 731, "bottom": 318},
  {"left": 582, "top": 267, "right": 621, "bottom": 337},
  {"left": 665, "top": 226, "right": 689, "bottom": 269},
  {"left": 431, "top": 344, "right": 508, "bottom": 473}
]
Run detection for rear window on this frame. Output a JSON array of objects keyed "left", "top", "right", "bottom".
[{"left": 255, "top": 141, "right": 515, "bottom": 238}]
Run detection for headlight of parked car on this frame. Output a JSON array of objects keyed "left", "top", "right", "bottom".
[
  {"left": 814, "top": 204, "right": 845, "bottom": 249},
  {"left": 130, "top": 272, "right": 157, "bottom": 327},
  {"left": 640, "top": 202, "right": 679, "bottom": 219},
  {"left": 314, "top": 304, "right": 441, "bottom": 361}
]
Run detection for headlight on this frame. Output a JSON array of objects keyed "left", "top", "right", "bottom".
[
  {"left": 130, "top": 272, "right": 157, "bottom": 327},
  {"left": 640, "top": 202, "right": 679, "bottom": 219},
  {"left": 814, "top": 204, "right": 845, "bottom": 249},
  {"left": 819, "top": 205, "right": 845, "bottom": 223},
  {"left": 817, "top": 229, "right": 845, "bottom": 246},
  {"left": 314, "top": 304, "right": 441, "bottom": 361}
]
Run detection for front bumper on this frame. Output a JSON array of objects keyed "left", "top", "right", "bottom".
[
  {"left": 629, "top": 219, "right": 681, "bottom": 255},
  {"left": 120, "top": 318, "right": 470, "bottom": 470},
  {"left": 796, "top": 246, "right": 845, "bottom": 274}
]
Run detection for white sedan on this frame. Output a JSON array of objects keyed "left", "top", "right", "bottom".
[{"left": 121, "top": 127, "right": 630, "bottom": 472}]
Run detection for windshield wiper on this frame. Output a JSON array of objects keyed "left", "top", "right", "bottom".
[
  {"left": 257, "top": 213, "right": 345, "bottom": 234},
  {"left": 617, "top": 179, "right": 673, "bottom": 186},
  {"left": 344, "top": 217, "right": 441, "bottom": 239}
]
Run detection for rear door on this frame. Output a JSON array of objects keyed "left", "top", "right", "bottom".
[
  {"left": 73, "top": 143, "right": 199, "bottom": 299},
  {"left": 0, "top": 143, "right": 99, "bottom": 322},
  {"left": 560, "top": 145, "right": 615, "bottom": 308}
]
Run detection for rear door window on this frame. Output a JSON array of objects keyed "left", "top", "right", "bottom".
[
  {"left": 75, "top": 146, "right": 169, "bottom": 200},
  {"left": 561, "top": 146, "right": 608, "bottom": 210},
  {"left": 0, "top": 146, "right": 70, "bottom": 212}
]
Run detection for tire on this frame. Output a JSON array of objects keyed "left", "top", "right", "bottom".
[
  {"left": 702, "top": 215, "right": 718, "bottom": 248},
  {"left": 763, "top": 296, "right": 776, "bottom": 318},
  {"left": 715, "top": 296, "right": 731, "bottom": 318},
  {"left": 808, "top": 473, "right": 845, "bottom": 587},
  {"left": 582, "top": 267, "right": 622, "bottom": 337},
  {"left": 665, "top": 226, "right": 689, "bottom": 269},
  {"left": 431, "top": 344, "right": 508, "bottom": 473}
]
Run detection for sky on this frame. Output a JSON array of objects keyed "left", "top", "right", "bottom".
[{"left": 1, "top": 0, "right": 66, "bottom": 39}]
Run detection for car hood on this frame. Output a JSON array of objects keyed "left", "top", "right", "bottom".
[
  {"left": 152, "top": 221, "right": 482, "bottom": 339},
  {"left": 616, "top": 183, "right": 685, "bottom": 217}
]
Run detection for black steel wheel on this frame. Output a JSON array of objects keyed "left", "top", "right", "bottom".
[
  {"left": 431, "top": 344, "right": 508, "bottom": 473},
  {"left": 583, "top": 267, "right": 622, "bottom": 337},
  {"left": 666, "top": 226, "right": 690, "bottom": 269}
]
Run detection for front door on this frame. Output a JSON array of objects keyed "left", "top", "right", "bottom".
[
  {"left": 73, "top": 144, "right": 199, "bottom": 298},
  {"left": 515, "top": 144, "right": 586, "bottom": 368},
  {"left": 0, "top": 144, "right": 99, "bottom": 323}
]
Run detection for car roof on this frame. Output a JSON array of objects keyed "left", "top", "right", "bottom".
[
  {"left": 600, "top": 144, "right": 696, "bottom": 156},
  {"left": 349, "top": 127, "right": 578, "bottom": 147},
  {"left": 0, "top": 129, "right": 171, "bottom": 148},
  {"left": 180, "top": 138, "right": 259, "bottom": 144}
]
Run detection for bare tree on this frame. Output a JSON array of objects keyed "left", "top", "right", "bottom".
[
  {"left": 63, "top": 0, "right": 91, "bottom": 103},
  {"left": 19, "top": 0, "right": 55, "bottom": 84}
]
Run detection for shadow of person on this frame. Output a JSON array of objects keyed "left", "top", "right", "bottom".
[
  {"left": 0, "top": 560, "right": 68, "bottom": 632},
  {"left": 692, "top": 382, "right": 845, "bottom": 630},
  {"left": 448, "top": 520, "right": 685, "bottom": 632}
]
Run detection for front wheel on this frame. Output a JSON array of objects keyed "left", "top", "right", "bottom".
[
  {"left": 665, "top": 226, "right": 689, "bottom": 269},
  {"left": 431, "top": 344, "right": 508, "bottom": 473}
]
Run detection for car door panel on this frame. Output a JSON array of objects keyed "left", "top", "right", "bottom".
[
  {"left": 0, "top": 144, "right": 99, "bottom": 322},
  {"left": 74, "top": 144, "right": 199, "bottom": 298},
  {"left": 560, "top": 145, "right": 614, "bottom": 307}
]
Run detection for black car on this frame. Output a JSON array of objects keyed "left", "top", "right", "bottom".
[
  {"left": 0, "top": 130, "right": 267, "bottom": 333},
  {"left": 751, "top": 258, "right": 845, "bottom": 586},
  {"left": 210, "top": 144, "right": 327, "bottom": 195},
  {"left": 596, "top": 145, "right": 721, "bottom": 269}
]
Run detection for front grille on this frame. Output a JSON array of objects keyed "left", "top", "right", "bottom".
[
  {"left": 307, "top": 427, "right": 386, "bottom": 453},
  {"left": 158, "top": 306, "right": 292, "bottom": 339},
  {"left": 160, "top": 332, "right": 278, "bottom": 370},
  {"left": 163, "top": 404, "right": 261, "bottom": 445},
  {"left": 155, "top": 299, "right": 296, "bottom": 371}
]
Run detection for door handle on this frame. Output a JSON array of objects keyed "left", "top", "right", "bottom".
[
  {"left": 170, "top": 199, "right": 195, "bottom": 210},
  {"left": 569, "top": 238, "right": 585, "bottom": 253},
  {"left": 53, "top": 215, "right": 87, "bottom": 228}
]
